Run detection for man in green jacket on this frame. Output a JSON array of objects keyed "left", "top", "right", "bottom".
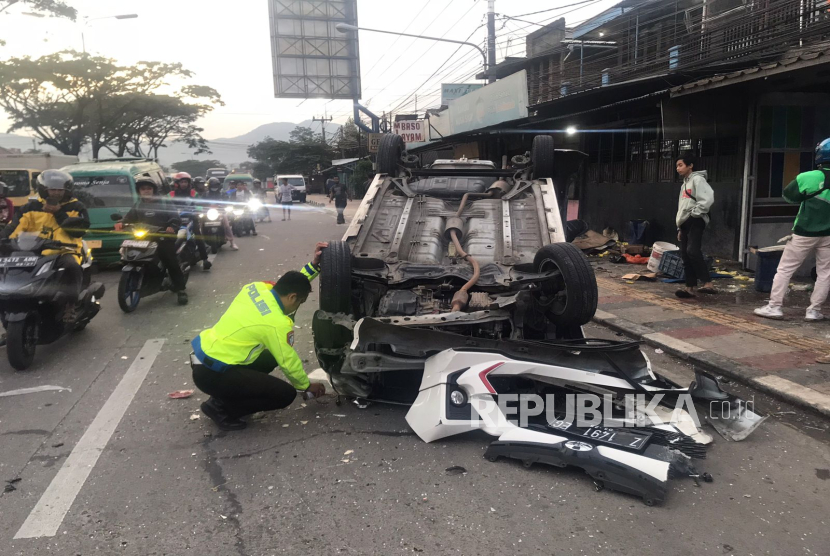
[
  {"left": 191, "top": 242, "right": 328, "bottom": 430},
  {"left": 756, "top": 138, "right": 830, "bottom": 322}
]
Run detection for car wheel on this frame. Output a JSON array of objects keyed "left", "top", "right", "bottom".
[
  {"left": 377, "top": 134, "right": 405, "bottom": 176},
  {"left": 320, "top": 241, "right": 352, "bottom": 314},
  {"left": 533, "top": 243, "right": 597, "bottom": 326},
  {"left": 531, "top": 135, "right": 555, "bottom": 180}
]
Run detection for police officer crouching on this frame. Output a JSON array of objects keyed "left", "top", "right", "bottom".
[{"left": 190, "top": 242, "right": 328, "bottom": 430}]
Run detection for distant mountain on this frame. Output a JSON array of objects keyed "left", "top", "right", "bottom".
[
  {"left": 0, "top": 119, "right": 341, "bottom": 169},
  {"left": 0, "top": 133, "right": 59, "bottom": 154}
]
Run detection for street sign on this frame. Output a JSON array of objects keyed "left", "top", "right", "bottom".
[
  {"left": 368, "top": 133, "right": 384, "bottom": 153},
  {"left": 268, "top": 0, "right": 361, "bottom": 99},
  {"left": 441, "top": 83, "right": 484, "bottom": 106},
  {"left": 394, "top": 120, "right": 427, "bottom": 143}
]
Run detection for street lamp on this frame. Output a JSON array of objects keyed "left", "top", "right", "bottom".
[
  {"left": 335, "top": 23, "right": 488, "bottom": 80},
  {"left": 82, "top": 14, "right": 138, "bottom": 53}
]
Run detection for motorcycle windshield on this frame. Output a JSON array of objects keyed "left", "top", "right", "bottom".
[{"left": 14, "top": 232, "right": 48, "bottom": 252}]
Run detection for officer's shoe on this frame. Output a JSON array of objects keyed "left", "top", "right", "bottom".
[
  {"left": 202, "top": 259, "right": 212, "bottom": 271},
  {"left": 200, "top": 398, "right": 247, "bottom": 431},
  {"left": 177, "top": 291, "right": 189, "bottom": 305}
]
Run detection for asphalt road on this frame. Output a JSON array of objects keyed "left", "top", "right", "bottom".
[{"left": 0, "top": 204, "right": 828, "bottom": 556}]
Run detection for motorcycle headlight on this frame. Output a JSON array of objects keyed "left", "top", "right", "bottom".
[
  {"left": 225, "top": 206, "right": 234, "bottom": 213},
  {"left": 36, "top": 260, "right": 53, "bottom": 276},
  {"left": 134, "top": 229, "right": 148, "bottom": 238},
  {"left": 206, "top": 209, "right": 220, "bottom": 220},
  {"left": 233, "top": 209, "right": 244, "bottom": 216},
  {"left": 248, "top": 199, "right": 262, "bottom": 210}
]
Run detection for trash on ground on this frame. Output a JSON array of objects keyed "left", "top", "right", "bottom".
[
  {"left": 6, "top": 478, "right": 21, "bottom": 484},
  {"left": 622, "top": 272, "right": 657, "bottom": 281},
  {"left": 622, "top": 254, "right": 650, "bottom": 264},
  {"left": 168, "top": 389, "right": 194, "bottom": 399},
  {"left": 445, "top": 466, "right": 468, "bottom": 476},
  {"left": 189, "top": 413, "right": 200, "bottom": 420},
  {"left": 344, "top": 450, "right": 354, "bottom": 455},
  {"left": 655, "top": 349, "right": 664, "bottom": 354}
]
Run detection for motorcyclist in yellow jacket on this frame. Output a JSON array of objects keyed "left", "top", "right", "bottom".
[
  {"left": 0, "top": 170, "right": 90, "bottom": 305},
  {"left": 191, "top": 241, "right": 328, "bottom": 430}
]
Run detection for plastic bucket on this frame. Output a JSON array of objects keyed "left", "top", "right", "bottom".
[
  {"left": 755, "top": 250, "right": 784, "bottom": 293},
  {"left": 647, "top": 241, "right": 679, "bottom": 273}
]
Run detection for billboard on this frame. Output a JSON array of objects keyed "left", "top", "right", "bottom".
[
  {"left": 268, "top": 0, "right": 361, "bottom": 99},
  {"left": 441, "top": 83, "right": 484, "bottom": 106},
  {"left": 446, "top": 70, "right": 528, "bottom": 136}
]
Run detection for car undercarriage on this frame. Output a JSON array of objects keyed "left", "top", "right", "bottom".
[{"left": 312, "top": 135, "right": 766, "bottom": 504}]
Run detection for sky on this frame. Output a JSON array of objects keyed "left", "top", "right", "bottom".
[{"left": 0, "top": 0, "right": 619, "bottom": 140}]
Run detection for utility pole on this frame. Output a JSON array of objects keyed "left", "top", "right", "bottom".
[
  {"left": 313, "top": 115, "right": 333, "bottom": 144},
  {"left": 487, "top": 0, "right": 496, "bottom": 83}
]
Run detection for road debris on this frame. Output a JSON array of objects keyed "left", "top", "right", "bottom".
[
  {"left": 189, "top": 413, "right": 200, "bottom": 421},
  {"left": 445, "top": 466, "right": 467, "bottom": 476},
  {"left": 168, "top": 390, "right": 194, "bottom": 399}
]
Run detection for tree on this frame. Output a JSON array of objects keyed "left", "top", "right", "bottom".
[
  {"left": 248, "top": 126, "right": 334, "bottom": 178},
  {"left": 0, "top": 0, "right": 75, "bottom": 19},
  {"left": 171, "top": 159, "right": 225, "bottom": 178},
  {"left": 0, "top": 51, "right": 222, "bottom": 158},
  {"left": 351, "top": 159, "right": 374, "bottom": 198},
  {"left": 336, "top": 117, "right": 361, "bottom": 158}
]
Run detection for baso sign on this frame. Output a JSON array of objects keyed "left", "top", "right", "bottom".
[{"left": 394, "top": 120, "right": 426, "bottom": 143}]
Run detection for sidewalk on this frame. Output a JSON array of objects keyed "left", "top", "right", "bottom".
[
  {"left": 592, "top": 262, "right": 830, "bottom": 417},
  {"left": 306, "top": 193, "right": 359, "bottom": 223}
]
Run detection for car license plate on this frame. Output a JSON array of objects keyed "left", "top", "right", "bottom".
[
  {"left": 0, "top": 256, "right": 39, "bottom": 268},
  {"left": 121, "top": 240, "right": 150, "bottom": 248},
  {"left": 204, "top": 222, "right": 221, "bottom": 227},
  {"left": 86, "top": 240, "right": 102, "bottom": 248},
  {"left": 548, "top": 420, "right": 651, "bottom": 451}
]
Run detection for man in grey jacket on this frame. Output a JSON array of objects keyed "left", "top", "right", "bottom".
[{"left": 675, "top": 156, "right": 716, "bottom": 298}]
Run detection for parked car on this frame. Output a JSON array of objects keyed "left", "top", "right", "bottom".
[
  {"left": 275, "top": 174, "right": 307, "bottom": 203},
  {"left": 62, "top": 158, "right": 167, "bottom": 265}
]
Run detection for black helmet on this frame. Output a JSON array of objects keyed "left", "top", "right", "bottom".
[
  {"left": 135, "top": 178, "right": 158, "bottom": 195},
  {"left": 38, "top": 169, "right": 74, "bottom": 192},
  {"left": 193, "top": 176, "right": 206, "bottom": 187},
  {"left": 207, "top": 177, "right": 222, "bottom": 190}
]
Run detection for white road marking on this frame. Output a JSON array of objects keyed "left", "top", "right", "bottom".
[
  {"left": 14, "top": 339, "right": 165, "bottom": 540},
  {"left": 0, "top": 385, "right": 71, "bottom": 398}
]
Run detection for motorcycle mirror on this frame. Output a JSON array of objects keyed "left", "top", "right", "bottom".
[{"left": 110, "top": 213, "right": 123, "bottom": 221}]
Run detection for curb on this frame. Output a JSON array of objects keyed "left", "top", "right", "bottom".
[{"left": 593, "top": 310, "right": 830, "bottom": 419}]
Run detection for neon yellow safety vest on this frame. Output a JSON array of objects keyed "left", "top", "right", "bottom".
[{"left": 191, "top": 263, "right": 320, "bottom": 390}]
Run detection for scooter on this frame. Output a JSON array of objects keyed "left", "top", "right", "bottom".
[
  {"left": 201, "top": 207, "right": 227, "bottom": 254},
  {"left": 0, "top": 232, "right": 105, "bottom": 370},
  {"left": 112, "top": 218, "right": 190, "bottom": 313},
  {"left": 230, "top": 202, "right": 257, "bottom": 237},
  {"left": 176, "top": 211, "right": 203, "bottom": 271},
  {"left": 250, "top": 196, "right": 271, "bottom": 223}
]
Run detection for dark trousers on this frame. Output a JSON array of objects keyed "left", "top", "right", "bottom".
[
  {"left": 192, "top": 350, "right": 297, "bottom": 418},
  {"left": 57, "top": 254, "right": 83, "bottom": 299},
  {"left": 190, "top": 219, "right": 210, "bottom": 261},
  {"left": 156, "top": 239, "right": 187, "bottom": 292},
  {"left": 679, "top": 217, "right": 709, "bottom": 288}
]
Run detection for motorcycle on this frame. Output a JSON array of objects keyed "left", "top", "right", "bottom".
[
  {"left": 201, "top": 207, "right": 227, "bottom": 254},
  {"left": 112, "top": 218, "right": 191, "bottom": 313},
  {"left": 230, "top": 201, "right": 257, "bottom": 237},
  {"left": 0, "top": 232, "right": 105, "bottom": 370},
  {"left": 175, "top": 211, "right": 203, "bottom": 271},
  {"left": 250, "top": 196, "right": 271, "bottom": 223}
]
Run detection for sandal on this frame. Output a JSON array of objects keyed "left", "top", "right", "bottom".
[
  {"left": 698, "top": 287, "right": 719, "bottom": 294},
  {"left": 675, "top": 289, "right": 696, "bottom": 299}
]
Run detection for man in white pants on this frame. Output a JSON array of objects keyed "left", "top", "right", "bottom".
[{"left": 755, "top": 138, "right": 830, "bottom": 322}]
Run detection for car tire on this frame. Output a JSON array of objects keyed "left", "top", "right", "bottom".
[
  {"left": 531, "top": 135, "right": 555, "bottom": 180},
  {"left": 377, "top": 134, "right": 405, "bottom": 176},
  {"left": 319, "top": 241, "right": 352, "bottom": 314},
  {"left": 533, "top": 243, "right": 597, "bottom": 326}
]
